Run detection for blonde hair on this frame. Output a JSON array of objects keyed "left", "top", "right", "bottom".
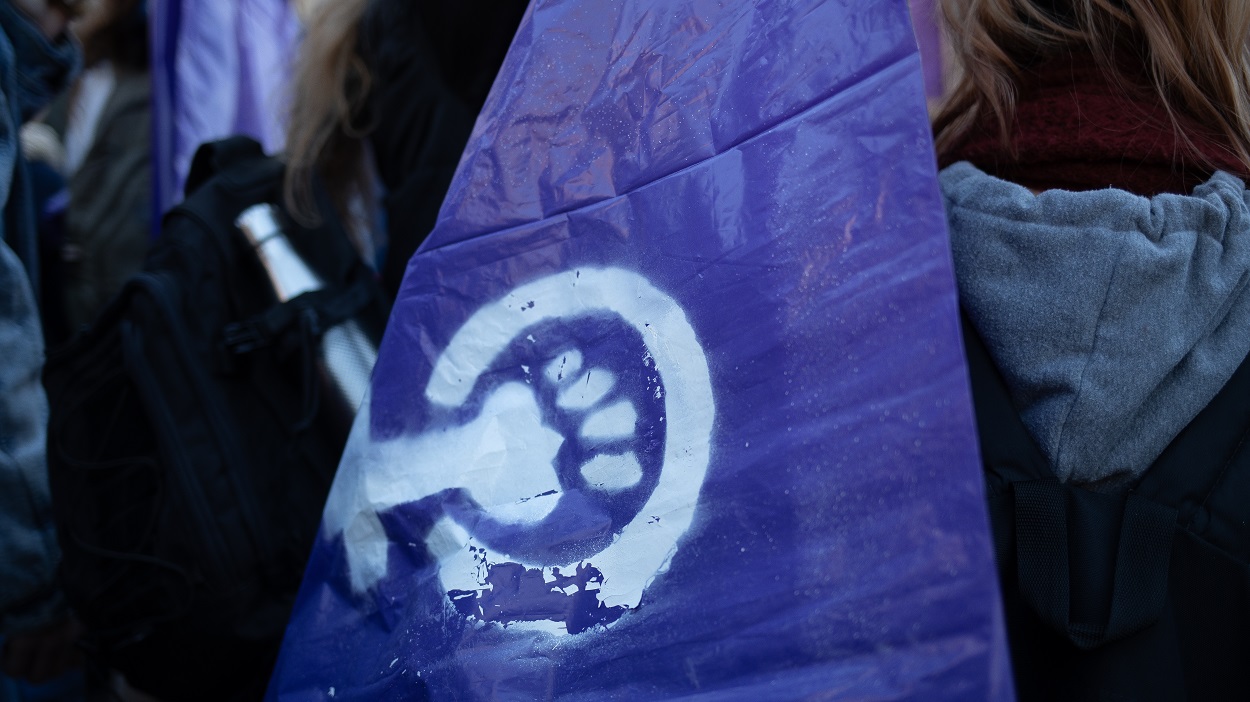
[
  {"left": 283, "top": 0, "right": 371, "bottom": 238},
  {"left": 932, "top": 0, "right": 1250, "bottom": 174}
]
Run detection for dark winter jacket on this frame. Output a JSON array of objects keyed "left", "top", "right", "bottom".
[
  {"left": 944, "top": 163, "right": 1250, "bottom": 700},
  {"left": 357, "top": 0, "right": 527, "bottom": 299}
]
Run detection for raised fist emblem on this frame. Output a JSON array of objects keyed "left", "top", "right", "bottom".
[{"left": 323, "top": 268, "right": 715, "bottom": 634}]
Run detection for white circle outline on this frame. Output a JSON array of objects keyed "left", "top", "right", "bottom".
[{"left": 426, "top": 267, "right": 715, "bottom": 613}]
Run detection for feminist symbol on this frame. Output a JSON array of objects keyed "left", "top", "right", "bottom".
[{"left": 323, "top": 268, "right": 715, "bottom": 634}]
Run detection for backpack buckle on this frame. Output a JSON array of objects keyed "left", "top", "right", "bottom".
[{"left": 221, "top": 320, "right": 267, "bottom": 355}]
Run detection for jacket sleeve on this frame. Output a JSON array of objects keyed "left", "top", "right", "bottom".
[
  {"left": 0, "top": 240, "right": 62, "bottom": 634},
  {"left": 0, "top": 2, "right": 77, "bottom": 635}
]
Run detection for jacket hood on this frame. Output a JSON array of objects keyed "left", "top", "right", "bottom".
[{"left": 942, "top": 162, "right": 1250, "bottom": 489}]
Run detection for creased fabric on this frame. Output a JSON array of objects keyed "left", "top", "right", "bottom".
[{"left": 943, "top": 162, "right": 1250, "bottom": 489}]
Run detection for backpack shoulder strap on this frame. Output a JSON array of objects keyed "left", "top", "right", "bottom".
[{"left": 1137, "top": 343, "right": 1250, "bottom": 558}]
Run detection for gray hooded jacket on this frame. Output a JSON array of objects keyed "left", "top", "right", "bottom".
[{"left": 942, "top": 162, "right": 1250, "bottom": 490}]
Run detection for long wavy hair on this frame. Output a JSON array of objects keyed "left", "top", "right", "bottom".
[
  {"left": 283, "top": 0, "right": 371, "bottom": 238},
  {"left": 932, "top": 0, "right": 1250, "bottom": 174}
]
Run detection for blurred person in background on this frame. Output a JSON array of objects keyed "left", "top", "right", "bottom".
[
  {"left": 39, "top": 0, "right": 149, "bottom": 340},
  {"left": 285, "top": 0, "right": 527, "bottom": 300},
  {"left": 0, "top": 0, "right": 81, "bottom": 698},
  {"left": 934, "top": 0, "right": 1250, "bottom": 699}
]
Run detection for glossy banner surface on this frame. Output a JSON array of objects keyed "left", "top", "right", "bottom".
[{"left": 268, "top": 1, "right": 1010, "bottom": 699}]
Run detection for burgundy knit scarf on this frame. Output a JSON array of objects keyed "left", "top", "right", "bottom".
[{"left": 940, "top": 52, "right": 1246, "bottom": 196}]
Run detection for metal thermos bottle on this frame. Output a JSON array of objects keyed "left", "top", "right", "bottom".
[{"left": 235, "top": 204, "right": 377, "bottom": 412}]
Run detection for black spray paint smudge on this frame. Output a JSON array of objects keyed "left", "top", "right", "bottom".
[{"left": 447, "top": 561, "right": 627, "bottom": 634}]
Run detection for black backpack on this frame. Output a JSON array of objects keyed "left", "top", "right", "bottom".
[
  {"left": 43, "top": 137, "right": 389, "bottom": 700},
  {"left": 962, "top": 313, "right": 1250, "bottom": 701}
]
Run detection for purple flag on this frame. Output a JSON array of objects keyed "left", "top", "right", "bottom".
[
  {"left": 151, "top": 0, "right": 300, "bottom": 218},
  {"left": 909, "top": 0, "right": 945, "bottom": 99},
  {"left": 268, "top": 0, "right": 1010, "bottom": 699}
]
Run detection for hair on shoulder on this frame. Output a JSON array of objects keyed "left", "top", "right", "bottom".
[
  {"left": 932, "top": 0, "right": 1250, "bottom": 176},
  {"left": 283, "top": 0, "right": 372, "bottom": 246}
]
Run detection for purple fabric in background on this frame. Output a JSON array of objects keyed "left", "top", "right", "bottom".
[
  {"left": 150, "top": 0, "right": 300, "bottom": 221},
  {"left": 268, "top": 0, "right": 1009, "bottom": 700},
  {"left": 908, "top": 0, "right": 945, "bottom": 98}
]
